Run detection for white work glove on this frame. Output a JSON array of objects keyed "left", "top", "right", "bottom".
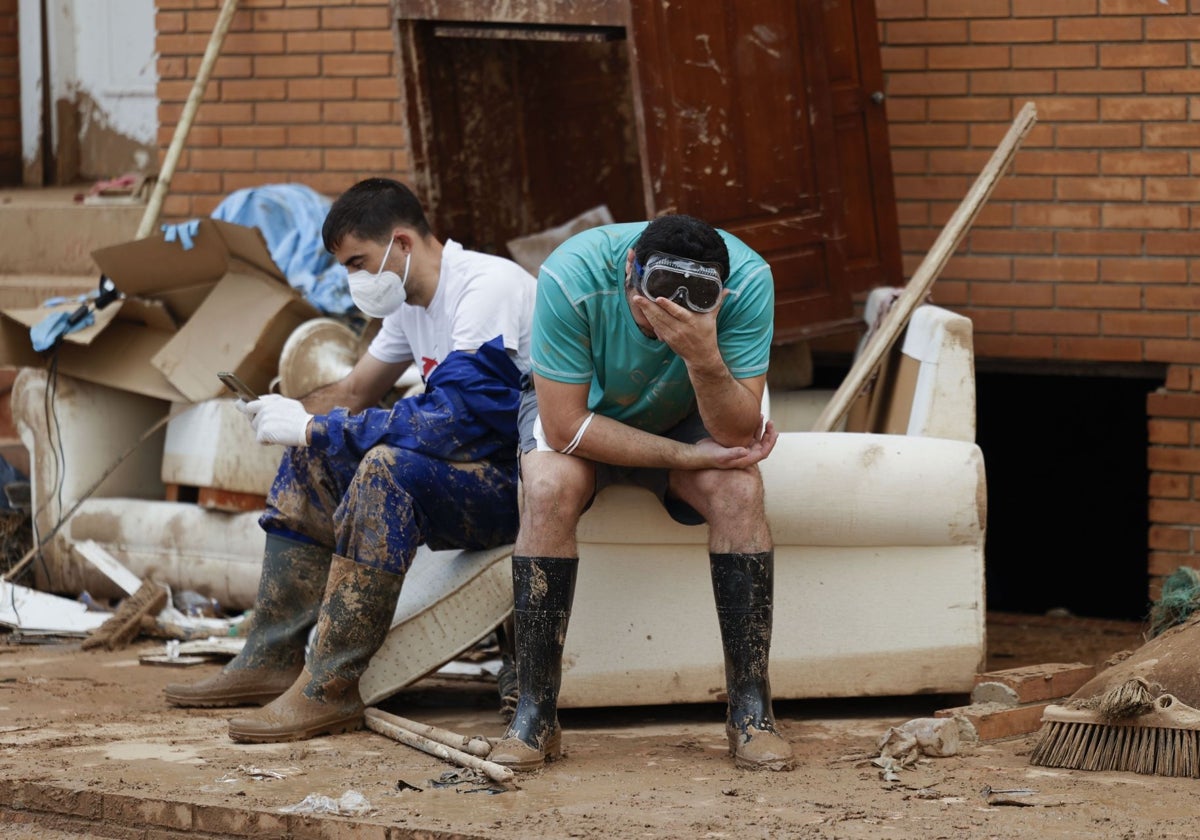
[{"left": 245, "top": 394, "right": 313, "bottom": 448}]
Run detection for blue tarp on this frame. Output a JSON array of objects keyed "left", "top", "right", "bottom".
[{"left": 211, "top": 184, "right": 354, "bottom": 316}]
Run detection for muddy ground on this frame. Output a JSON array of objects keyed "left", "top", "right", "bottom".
[{"left": 0, "top": 611, "right": 1194, "bottom": 839}]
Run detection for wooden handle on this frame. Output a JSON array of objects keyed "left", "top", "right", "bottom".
[
  {"left": 364, "top": 708, "right": 514, "bottom": 785},
  {"left": 810, "top": 101, "right": 1038, "bottom": 433},
  {"left": 135, "top": 0, "right": 241, "bottom": 239}
]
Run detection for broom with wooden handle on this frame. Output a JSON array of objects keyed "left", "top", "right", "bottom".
[
  {"left": 1029, "top": 613, "right": 1200, "bottom": 777},
  {"left": 1030, "top": 684, "right": 1200, "bottom": 778}
]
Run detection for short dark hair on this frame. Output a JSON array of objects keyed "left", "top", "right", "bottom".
[
  {"left": 322, "top": 178, "right": 433, "bottom": 252},
  {"left": 633, "top": 214, "right": 730, "bottom": 280}
]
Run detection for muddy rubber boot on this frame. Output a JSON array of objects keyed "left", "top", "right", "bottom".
[
  {"left": 488, "top": 556, "right": 577, "bottom": 772},
  {"left": 711, "top": 550, "right": 795, "bottom": 771},
  {"left": 164, "top": 535, "right": 330, "bottom": 708},
  {"left": 227, "top": 554, "right": 404, "bottom": 743},
  {"left": 496, "top": 616, "right": 519, "bottom": 722}
]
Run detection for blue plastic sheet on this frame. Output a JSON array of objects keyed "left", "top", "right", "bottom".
[{"left": 210, "top": 184, "right": 353, "bottom": 315}]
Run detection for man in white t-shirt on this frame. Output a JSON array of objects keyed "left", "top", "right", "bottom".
[{"left": 164, "top": 178, "right": 536, "bottom": 744}]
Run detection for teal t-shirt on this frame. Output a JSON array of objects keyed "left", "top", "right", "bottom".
[{"left": 531, "top": 222, "right": 774, "bottom": 435}]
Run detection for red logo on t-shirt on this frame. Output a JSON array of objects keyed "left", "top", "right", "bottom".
[{"left": 421, "top": 356, "right": 438, "bottom": 379}]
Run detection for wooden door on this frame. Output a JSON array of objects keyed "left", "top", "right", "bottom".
[{"left": 627, "top": 0, "right": 901, "bottom": 343}]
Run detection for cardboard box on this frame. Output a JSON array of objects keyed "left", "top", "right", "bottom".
[{"left": 0, "top": 220, "right": 319, "bottom": 402}]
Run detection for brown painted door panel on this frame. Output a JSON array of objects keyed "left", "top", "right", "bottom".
[{"left": 628, "top": 0, "right": 900, "bottom": 342}]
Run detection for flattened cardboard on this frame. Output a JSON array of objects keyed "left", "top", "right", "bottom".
[
  {"left": 152, "top": 271, "right": 315, "bottom": 402},
  {"left": 0, "top": 219, "right": 319, "bottom": 403}
]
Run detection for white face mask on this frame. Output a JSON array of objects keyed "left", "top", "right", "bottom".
[{"left": 347, "top": 236, "right": 411, "bottom": 318}]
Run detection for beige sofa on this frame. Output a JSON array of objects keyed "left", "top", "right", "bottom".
[{"left": 13, "top": 293, "right": 985, "bottom": 707}]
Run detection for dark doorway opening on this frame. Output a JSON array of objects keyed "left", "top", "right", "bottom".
[
  {"left": 812, "top": 359, "right": 1161, "bottom": 622},
  {"left": 975, "top": 367, "right": 1160, "bottom": 623}
]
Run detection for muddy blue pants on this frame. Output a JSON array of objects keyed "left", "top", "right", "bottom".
[{"left": 259, "top": 444, "right": 518, "bottom": 576}]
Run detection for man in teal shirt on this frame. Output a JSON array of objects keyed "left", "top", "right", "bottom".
[{"left": 489, "top": 214, "right": 794, "bottom": 773}]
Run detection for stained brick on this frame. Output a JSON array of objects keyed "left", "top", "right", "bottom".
[
  {"left": 1057, "top": 123, "right": 1142, "bottom": 148},
  {"left": 1151, "top": 498, "right": 1200, "bottom": 525},
  {"left": 1146, "top": 340, "right": 1200, "bottom": 366},
  {"left": 969, "top": 282, "right": 1054, "bottom": 308},
  {"left": 1054, "top": 177, "right": 1138, "bottom": 205},
  {"left": 880, "top": 46, "right": 927, "bottom": 72},
  {"left": 1014, "top": 204, "right": 1100, "bottom": 228},
  {"left": 1013, "top": 257, "right": 1097, "bottom": 283},
  {"left": 968, "top": 229, "right": 1055, "bottom": 255},
  {"left": 1145, "top": 16, "right": 1200, "bottom": 40},
  {"left": 1055, "top": 336, "right": 1144, "bottom": 362},
  {"left": 1101, "top": 95, "right": 1187, "bottom": 121},
  {"left": 1147, "top": 232, "right": 1200, "bottom": 257},
  {"left": 1101, "top": 151, "right": 1189, "bottom": 175},
  {"left": 1014, "top": 309, "right": 1099, "bottom": 336},
  {"left": 1013, "top": 44, "right": 1097, "bottom": 69},
  {"left": 1146, "top": 124, "right": 1200, "bottom": 147},
  {"left": 1032, "top": 96, "right": 1100, "bottom": 122},
  {"left": 888, "top": 124, "right": 969, "bottom": 147},
  {"left": 1059, "top": 16, "right": 1142, "bottom": 42},
  {"left": 287, "top": 30, "right": 355, "bottom": 53},
  {"left": 1013, "top": 0, "right": 1098, "bottom": 15},
  {"left": 946, "top": 255, "right": 1014, "bottom": 281},
  {"left": 287, "top": 77, "right": 356, "bottom": 101},
  {"left": 970, "top": 19, "right": 1054, "bottom": 43},
  {"left": 1057, "top": 68, "right": 1144, "bottom": 94},
  {"left": 973, "top": 334, "right": 1056, "bottom": 360},
  {"left": 927, "top": 0, "right": 1010, "bottom": 17},
  {"left": 1014, "top": 151, "right": 1099, "bottom": 176},
  {"left": 875, "top": 0, "right": 926, "bottom": 19},
  {"left": 886, "top": 71, "right": 969, "bottom": 96},
  {"left": 970, "top": 70, "right": 1055, "bottom": 95},
  {"left": 1057, "top": 231, "right": 1142, "bottom": 256},
  {"left": 928, "top": 97, "right": 1012, "bottom": 122},
  {"left": 1102, "top": 258, "right": 1185, "bottom": 284},
  {"left": 1101, "top": 42, "right": 1187, "bottom": 68},
  {"left": 1149, "top": 553, "right": 1197, "bottom": 579},
  {"left": 885, "top": 20, "right": 968, "bottom": 44},
  {"left": 1101, "top": 312, "right": 1188, "bottom": 337}
]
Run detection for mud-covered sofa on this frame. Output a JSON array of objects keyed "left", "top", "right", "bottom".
[{"left": 13, "top": 292, "right": 984, "bottom": 707}]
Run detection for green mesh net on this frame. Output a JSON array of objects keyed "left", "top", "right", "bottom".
[{"left": 1148, "top": 566, "right": 1200, "bottom": 639}]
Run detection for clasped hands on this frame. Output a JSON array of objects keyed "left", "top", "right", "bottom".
[{"left": 237, "top": 394, "right": 313, "bottom": 447}]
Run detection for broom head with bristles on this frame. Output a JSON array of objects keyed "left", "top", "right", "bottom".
[{"left": 1030, "top": 678, "right": 1200, "bottom": 778}]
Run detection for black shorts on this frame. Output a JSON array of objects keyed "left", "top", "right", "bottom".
[{"left": 517, "top": 385, "right": 708, "bottom": 525}]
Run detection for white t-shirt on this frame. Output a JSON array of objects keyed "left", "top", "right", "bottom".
[{"left": 366, "top": 239, "right": 536, "bottom": 380}]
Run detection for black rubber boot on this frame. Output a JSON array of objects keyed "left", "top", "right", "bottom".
[
  {"left": 488, "top": 556, "right": 578, "bottom": 771},
  {"left": 227, "top": 554, "right": 405, "bottom": 743},
  {"left": 165, "top": 535, "right": 330, "bottom": 707},
  {"left": 711, "top": 550, "right": 795, "bottom": 771},
  {"left": 496, "top": 616, "right": 519, "bottom": 721}
]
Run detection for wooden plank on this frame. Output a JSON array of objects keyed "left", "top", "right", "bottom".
[
  {"left": 196, "top": 486, "right": 266, "bottom": 513},
  {"left": 811, "top": 101, "right": 1038, "bottom": 433}
]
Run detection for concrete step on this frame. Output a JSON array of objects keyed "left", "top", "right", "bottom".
[{"left": 0, "top": 186, "right": 143, "bottom": 275}]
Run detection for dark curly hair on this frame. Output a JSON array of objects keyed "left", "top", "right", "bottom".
[{"left": 633, "top": 214, "right": 729, "bottom": 280}]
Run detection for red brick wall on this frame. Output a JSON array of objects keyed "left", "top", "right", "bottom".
[
  {"left": 0, "top": 0, "right": 20, "bottom": 184},
  {"left": 155, "top": 0, "right": 409, "bottom": 218},
  {"left": 875, "top": 0, "right": 1200, "bottom": 596},
  {"left": 157, "top": 1, "right": 1199, "bottom": 596}
]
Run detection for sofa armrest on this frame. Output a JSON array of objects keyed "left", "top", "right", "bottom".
[{"left": 561, "top": 431, "right": 987, "bottom": 707}]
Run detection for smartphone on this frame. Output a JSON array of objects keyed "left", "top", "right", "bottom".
[{"left": 217, "top": 371, "right": 259, "bottom": 402}]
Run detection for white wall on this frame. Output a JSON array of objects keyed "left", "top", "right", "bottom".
[{"left": 20, "top": 0, "right": 159, "bottom": 182}]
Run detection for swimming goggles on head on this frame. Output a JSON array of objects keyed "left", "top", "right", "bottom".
[{"left": 632, "top": 252, "right": 724, "bottom": 313}]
